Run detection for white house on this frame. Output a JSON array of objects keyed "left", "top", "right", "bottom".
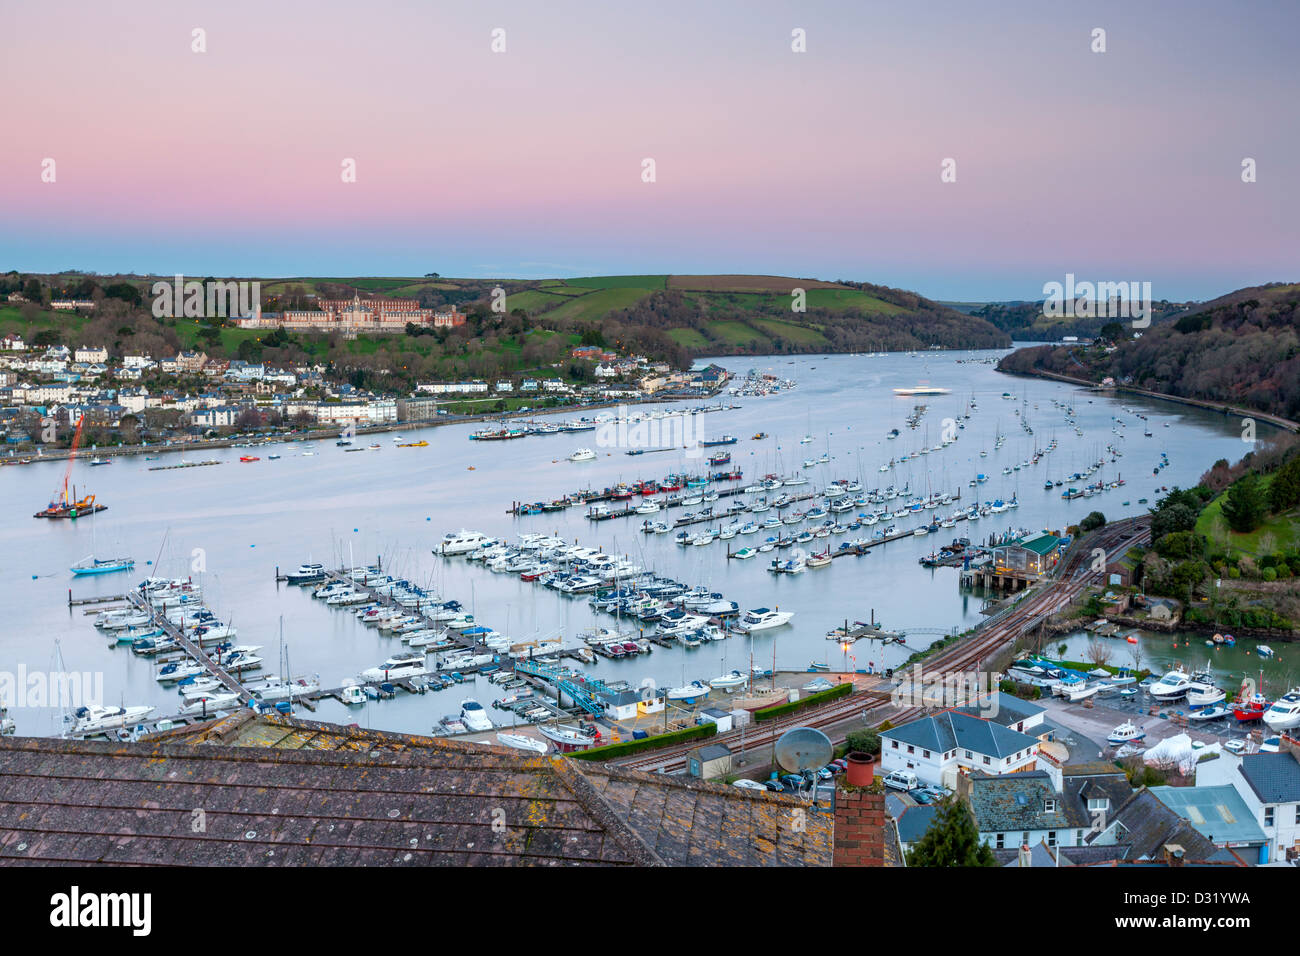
[
  {"left": 879, "top": 708, "right": 1041, "bottom": 789},
  {"left": 190, "top": 406, "right": 240, "bottom": 428},
  {"left": 1196, "top": 746, "right": 1300, "bottom": 864},
  {"left": 123, "top": 354, "right": 154, "bottom": 369},
  {"left": 494, "top": 380, "right": 513, "bottom": 393},
  {"left": 73, "top": 346, "right": 108, "bottom": 364}
]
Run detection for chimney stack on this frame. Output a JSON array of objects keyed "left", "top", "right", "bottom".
[{"left": 833, "top": 786, "right": 888, "bottom": 867}]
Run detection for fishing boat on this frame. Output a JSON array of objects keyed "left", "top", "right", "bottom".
[
  {"left": 70, "top": 555, "right": 135, "bottom": 576},
  {"left": 1106, "top": 721, "right": 1145, "bottom": 746},
  {"left": 1232, "top": 682, "right": 1268, "bottom": 723},
  {"left": 495, "top": 732, "right": 548, "bottom": 754},
  {"left": 1185, "top": 669, "right": 1226, "bottom": 707}
]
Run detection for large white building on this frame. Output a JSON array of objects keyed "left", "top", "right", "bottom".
[
  {"left": 1196, "top": 745, "right": 1300, "bottom": 864},
  {"left": 879, "top": 703, "right": 1044, "bottom": 789}
]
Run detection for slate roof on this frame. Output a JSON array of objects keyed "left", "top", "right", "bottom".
[
  {"left": 954, "top": 692, "right": 1044, "bottom": 728},
  {"left": 895, "top": 804, "right": 939, "bottom": 845},
  {"left": 1150, "top": 785, "right": 1267, "bottom": 847},
  {"left": 967, "top": 771, "right": 1070, "bottom": 833},
  {"left": 0, "top": 712, "right": 831, "bottom": 867},
  {"left": 882, "top": 710, "right": 1038, "bottom": 760},
  {"left": 1237, "top": 751, "right": 1300, "bottom": 805},
  {"left": 1060, "top": 766, "right": 1134, "bottom": 829},
  {"left": 1091, "top": 788, "right": 1226, "bottom": 862}
]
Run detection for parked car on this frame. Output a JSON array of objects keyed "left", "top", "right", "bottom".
[
  {"left": 911, "top": 786, "right": 947, "bottom": 804},
  {"left": 763, "top": 779, "right": 785, "bottom": 793},
  {"left": 883, "top": 770, "right": 919, "bottom": 792},
  {"left": 830, "top": 758, "right": 848, "bottom": 772},
  {"left": 815, "top": 767, "right": 834, "bottom": 780},
  {"left": 823, "top": 762, "right": 844, "bottom": 776},
  {"left": 733, "top": 778, "right": 767, "bottom": 791},
  {"left": 780, "top": 773, "right": 805, "bottom": 791}
]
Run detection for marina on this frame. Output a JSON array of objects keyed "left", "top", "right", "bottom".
[{"left": 3, "top": 350, "right": 1291, "bottom": 741}]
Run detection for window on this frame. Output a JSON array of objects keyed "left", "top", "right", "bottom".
[
  {"left": 891, "top": 740, "right": 898, "bottom": 750},
  {"left": 1022, "top": 831, "right": 1030, "bottom": 845},
  {"left": 1045, "top": 799, "right": 1057, "bottom": 812},
  {"left": 907, "top": 745, "right": 914, "bottom": 755},
  {"left": 964, "top": 750, "right": 972, "bottom": 759},
  {"left": 1264, "top": 807, "right": 1274, "bottom": 828},
  {"left": 982, "top": 756, "right": 990, "bottom": 765},
  {"left": 923, "top": 750, "right": 930, "bottom": 759},
  {"left": 995, "top": 833, "right": 1005, "bottom": 848},
  {"left": 1047, "top": 831, "right": 1057, "bottom": 847},
  {"left": 1088, "top": 797, "right": 1109, "bottom": 812}
]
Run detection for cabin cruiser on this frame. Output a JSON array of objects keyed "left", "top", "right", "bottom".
[
  {"left": 285, "top": 563, "right": 327, "bottom": 584},
  {"left": 360, "top": 656, "right": 429, "bottom": 682},
  {"left": 460, "top": 699, "right": 494, "bottom": 732},
  {"left": 737, "top": 607, "right": 794, "bottom": 631},
  {"left": 1148, "top": 668, "right": 1192, "bottom": 701},
  {"left": 179, "top": 692, "right": 242, "bottom": 716},
  {"left": 538, "top": 722, "right": 601, "bottom": 748},
  {"left": 253, "top": 674, "right": 322, "bottom": 701},
  {"left": 69, "top": 704, "right": 155, "bottom": 735},
  {"left": 568, "top": 448, "right": 596, "bottom": 462},
  {"left": 1185, "top": 670, "right": 1226, "bottom": 707},
  {"left": 1263, "top": 688, "right": 1300, "bottom": 731},
  {"left": 155, "top": 660, "right": 208, "bottom": 683},
  {"left": 439, "top": 530, "right": 494, "bottom": 556},
  {"left": 1106, "top": 721, "right": 1145, "bottom": 746}
]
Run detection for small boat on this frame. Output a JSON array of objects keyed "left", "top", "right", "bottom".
[
  {"left": 460, "top": 698, "right": 494, "bottom": 732},
  {"left": 88, "top": 457, "right": 111, "bottom": 466},
  {"left": 1187, "top": 706, "right": 1230, "bottom": 722},
  {"left": 1148, "top": 668, "right": 1191, "bottom": 701},
  {"left": 496, "top": 732, "right": 548, "bottom": 754},
  {"left": 667, "top": 680, "right": 710, "bottom": 701},
  {"left": 568, "top": 448, "right": 596, "bottom": 462},
  {"left": 1106, "top": 721, "right": 1145, "bottom": 746},
  {"left": 1257, "top": 644, "right": 1275, "bottom": 659},
  {"left": 709, "top": 670, "right": 750, "bottom": 691},
  {"left": 239, "top": 456, "right": 259, "bottom": 463},
  {"left": 538, "top": 722, "right": 601, "bottom": 748},
  {"left": 71, "top": 556, "right": 135, "bottom": 576}
]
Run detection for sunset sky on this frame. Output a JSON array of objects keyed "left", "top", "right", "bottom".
[{"left": 3, "top": 0, "right": 1297, "bottom": 300}]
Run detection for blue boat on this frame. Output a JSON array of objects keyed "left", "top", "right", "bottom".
[{"left": 71, "top": 556, "right": 135, "bottom": 576}]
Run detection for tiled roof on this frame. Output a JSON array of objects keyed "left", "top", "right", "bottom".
[
  {"left": 1093, "top": 788, "right": 1223, "bottom": 862},
  {"left": 0, "top": 713, "right": 831, "bottom": 867},
  {"left": 955, "top": 693, "right": 1044, "bottom": 728},
  {"left": 1060, "top": 768, "right": 1133, "bottom": 829},
  {"left": 1237, "top": 752, "right": 1300, "bottom": 805},
  {"left": 895, "top": 804, "right": 939, "bottom": 844}
]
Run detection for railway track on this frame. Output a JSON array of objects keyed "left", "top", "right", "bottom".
[{"left": 614, "top": 516, "right": 1150, "bottom": 773}]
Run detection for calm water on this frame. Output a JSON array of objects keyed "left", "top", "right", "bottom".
[{"left": 1, "top": 349, "right": 1288, "bottom": 736}]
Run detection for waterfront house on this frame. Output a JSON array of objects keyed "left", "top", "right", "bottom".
[
  {"left": 991, "top": 531, "right": 1063, "bottom": 578},
  {"left": 1196, "top": 743, "right": 1300, "bottom": 864},
  {"left": 879, "top": 709, "right": 1041, "bottom": 789}
]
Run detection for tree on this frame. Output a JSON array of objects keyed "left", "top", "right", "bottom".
[
  {"left": 1098, "top": 321, "right": 1126, "bottom": 344},
  {"left": 844, "top": 728, "right": 880, "bottom": 755},
  {"left": 905, "top": 796, "right": 997, "bottom": 867},
  {"left": 1221, "top": 474, "right": 1267, "bottom": 533},
  {"left": 1080, "top": 511, "right": 1106, "bottom": 533}
]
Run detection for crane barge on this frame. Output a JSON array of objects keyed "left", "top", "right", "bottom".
[{"left": 33, "top": 416, "right": 108, "bottom": 519}]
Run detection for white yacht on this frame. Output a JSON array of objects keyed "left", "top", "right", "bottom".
[
  {"left": 460, "top": 699, "right": 494, "bottom": 732},
  {"left": 1148, "top": 668, "right": 1192, "bottom": 701},
  {"left": 667, "top": 680, "right": 711, "bottom": 701},
  {"left": 496, "top": 732, "right": 548, "bottom": 754},
  {"left": 568, "top": 448, "right": 596, "bottom": 462},
  {"left": 1106, "top": 721, "right": 1145, "bottom": 746},
  {"left": 709, "top": 670, "right": 750, "bottom": 691},
  {"left": 360, "top": 656, "right": 429, "bottom": 682},
  {"left": 179, "top": 692, "right": 242, "bottom": 716},
  {"left": 738, "top": 607, "right": 794, "bottom": 631},
  {"left": 69, "top": 704, "right": 155, "bottom": 735},
  {"left": 439, "top": 530, "right": 493, "bottom": 555},
  {"left": 1185, "top": 670, "right": 1226, "bottom": 707},
  {"left": 1263, "top": 689, "right": 1300, "bottom": 732}
]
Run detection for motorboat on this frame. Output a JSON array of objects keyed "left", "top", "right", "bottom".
[
  {"left": 69, "top": 704, "right": 155, "bottom": 735},
  {"left": 253, "top": 674, "right": 322, "bottom": 701},
  {"left": 285, "top": 563, "right": 327, "bottom": 584},
  {"left": 179, "top": 692, "right": 242, "bottom": 716},
  {"left": 1263, "top": 688, "right": 1300, "bottom": 732},
  {"left": 709, "top": 670, "right": 750, "bottom": 691},
  {"left": 1148, "top": 668, "right": 1192, "bottom": 701},
  {"left": 737, "top": 607, "right": 794, "bottom": 631},
  {"left": 460, "top": 699, "right": 494, "bottom": 732},
  {"left": 1187, "top": 706, "right": 1230, "bottom": 722},
  {"left": 1185, "top": 670, "right": 1226, "bottom": 707},
  {"left": 339, "top": 683, "right": 367, "bottom": 705},
  {"left": 439, "top": 530, "right": 494, "bottom": 555},
  {"left": 496, "top": 732, "right": 547, "bottom": 754},
  {"left": 568, "top": 448, "right": 596, "bottom": 462},
  {"left": 1106, "top": 721, "right": 1145, "bottom": 746},
  {"left": 360, "top": 656, "right": 429, "bottom": 682},
  {"left": 155, "top": 660, "right": 208, "bottom": 683}
]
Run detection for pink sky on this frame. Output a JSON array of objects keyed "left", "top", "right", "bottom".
[{"left": 3, "top": 0, "right": 1297, "bottom": 299}]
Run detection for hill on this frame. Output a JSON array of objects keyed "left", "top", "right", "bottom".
[
  {"left": 997, "top": 282, "right": 1300, "bottom": 421},
  {"left": 1, "top": 271, "right": 1012, "bottom": 366}
]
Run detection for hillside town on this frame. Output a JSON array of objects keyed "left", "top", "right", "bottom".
[{"left": 0, "top": 317, "right": 733, "bottom": 451}]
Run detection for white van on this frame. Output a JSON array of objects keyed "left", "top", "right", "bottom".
[{"left": 883, "top": 770, "right": 919, "bottom": 792}]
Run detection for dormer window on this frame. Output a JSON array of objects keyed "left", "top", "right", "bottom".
[
  {"left": 1044, "top": 798, "right": 1057, "bottom": 812},
  {"left": 1087, "top": 797, "right": 1109, "bottom": 812}
]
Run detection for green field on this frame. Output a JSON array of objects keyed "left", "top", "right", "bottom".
[
  {"left": 0, "top": 304, "right": 86, "bottom": 339},
  {"left": 804, "top": 288, "right": 905, "bottom": 314},
  {"left": 749, "top": 317, "right": 829, "bottom": 346},
  {"left": 1196, "top": 473, "right": 1299, "bottom": 556},
  {"left": 703, "top": 320, "right": 767, "bottom": 346},
  {"left": 542, "top": 286, "right": 651, "bottom": 322},
  {"left": 563, "top": 275, "right": 668, "bottom": 290},
  {"left": 667, "top": 327, "right": 709, "bottom": 349}
]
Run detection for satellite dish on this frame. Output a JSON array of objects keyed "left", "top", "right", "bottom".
[{"left": 774, "top": 727, "right": 832, "bottom": 774}]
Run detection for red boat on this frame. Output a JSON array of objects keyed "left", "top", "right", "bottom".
[
  {"left": 1233, "top": 678, "right": 1268, "bottom": 722},
  {"left": 239, "top": 456, "right": 260, "bottom": 462}
]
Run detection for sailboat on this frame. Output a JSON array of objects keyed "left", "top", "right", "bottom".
[{"left": 69, "top": 494, "right": 133, "bottom": 574}]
